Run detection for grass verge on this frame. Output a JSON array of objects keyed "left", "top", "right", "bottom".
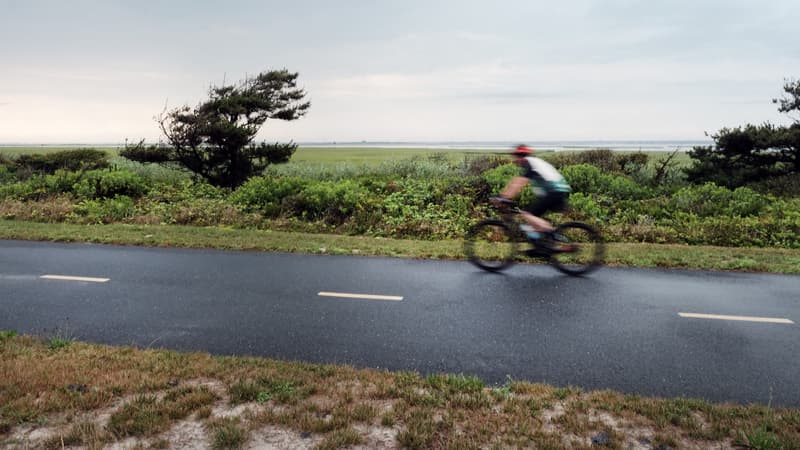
[
  {"left": 1, "top": 219, "right": 800, "bottom": 274},
  {"left": 1, "top": 334, "right": 798, "bottom": 449}
]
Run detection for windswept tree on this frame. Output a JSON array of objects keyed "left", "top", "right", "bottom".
[
  {"left": 686, "top": 78, "right": 800, "bottom": 188},
  {"left": 122, "top": 69, "right": 310, "bottom": 188}
]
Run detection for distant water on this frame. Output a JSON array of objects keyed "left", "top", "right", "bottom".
[
  {"left": 298, "top": 140, "right": 712, "bottom": 152},
  {"left": 0, "top": 140, "right": 713, "bottom": 152}
]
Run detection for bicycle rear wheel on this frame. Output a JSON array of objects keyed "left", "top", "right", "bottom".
[
  {"left": 464, "top": 219, "right": 519, "bottom": 272},
  {"left": 549, "top": 222, "right": 604, "bottom": 276}
]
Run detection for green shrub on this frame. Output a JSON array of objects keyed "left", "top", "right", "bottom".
[
  {"left": 109, "top": 157, "right": 191, "bottom": 184},
  {"left": 230, "top": 176, "right": 309, "bottom": 215},
  {"left": 285, "top": 179, "right": 375, "bottom": 224},
  {"left": 0, "top": 165, "right": 15, "bottom": 184},
  {"left": 547, "top": 149, "right": 648, "bottom": 175},
  {"left": 45, "top": 170, "right": 84, "bottom": 194},
  {"left": 562, "top": 164, "right": 652, "bottom": 200},
  {"left": 380, "top": 180, "right": 474, "bottom": 238},
  {"left": 749, "top": 173, "right": 800, "bottom": 197},
  {"left": 481, "top": 163, "right": 517, "bottom": 192},
  {"left": 73, "top": 170, "right": 148, "bottom": 199},
  {"left": 0, "top": 176, "right": 45, "bottom": 200},
  {"left": 464, "top": 155, "right": 508, "bottom": 176},
  {"left": 71, "top": 195, "right": 136, "bottom": 224},
  {"left": 14, "top": 148, "right": 109, "bottom": 176},
  {"left": 567, "top": 192, "right": 607, "bottom": 223},
  {"left": 668, "top": 183, "right": 765, "bottom": 217}
]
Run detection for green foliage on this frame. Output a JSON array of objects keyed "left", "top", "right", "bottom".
[
  {"left": 561, "top": 164, "right": 652, "bottom": 199},
  {"left": 0, "top": 330, "right": 18, "bottom": 343},
  {"left": 73, "top": 170, "right": 149, "bottom": 199},
  {"left": 688, "top": 79, "right": 800, "bottom": 188},
  {"left": 72, "top": 196, "right": 136, "bottom": 224},
  {"left": 12, "top": 148, "right": 109, "bottom": 177},
  {"left": 686, "top": 124, "right": 800, "bottom": 188},
  {"left": 481, "top": 163, "right": 518, "bottom": 192},
  {"left": 0, "top": 165, "right": 15, "bottom": 184},
  {"left": 48, "top": 336, "right": 73, "bottom": 350},
  {"left": 209, "top": 417, "right": 248, "bottom": 450},
  {"left": 425, "top": 374, "right": 484, "bottom": 394},
  {"left": 749, "top": 173, "right": 800, "bottom": 197},
  {"left": 773, "top": 77, "right": 800, "bottom": 118},
  {"left": 286, "top": 179, "right": 375, "bottom": 224},
  {"left": 668, "top": 183, "right": 765, "bottom": 217},
  {"left": 4, "top": 153, "right": 800, "bottom": 248},
  {"left": 547, "top": 149, "right": 648, "bottom": 175},
  {"left": 231, "top": 176, "right": 309, "bottom": 215},
  {"left": 381, "top": 179, "right": 475, "bottom": 238},
  {"left": 567, "top": 192, "right": 606, "bottom": 223},
  {"left": 121, "top": 69, "right": 310, "bottom": 188},
  {"left": 228, "top": 378, "right": 300, "bottom": 405},
  {"left": 0, "top": 170, "right": 84, "bottom": 200}
]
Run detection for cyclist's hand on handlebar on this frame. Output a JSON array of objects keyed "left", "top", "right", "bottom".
[{"left": 490, "top": 196, "right": 512, "bottom": 208}]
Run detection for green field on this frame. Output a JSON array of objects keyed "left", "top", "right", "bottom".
[{"left": 0, "top": 144, "right": 692, "bottom": 165}]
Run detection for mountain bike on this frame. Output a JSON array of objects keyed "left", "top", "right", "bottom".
[{"left": 464, "top": 197, "right": 604, "bottom": 276}]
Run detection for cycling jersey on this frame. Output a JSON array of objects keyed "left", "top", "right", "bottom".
[{"left": 520, "top": 156, "right": 571, "bottom": 195}]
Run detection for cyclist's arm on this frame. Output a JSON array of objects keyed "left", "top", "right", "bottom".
[{"left": 501, "top": 176, "right": 529, "bottom": 199}]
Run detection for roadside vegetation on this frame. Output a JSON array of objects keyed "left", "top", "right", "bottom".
[
  {"left": 1, "top": 146, "right": 799, "bottom": 252},
  {"left": 2, "top": 332, "right": 798, "bottom": 449}
]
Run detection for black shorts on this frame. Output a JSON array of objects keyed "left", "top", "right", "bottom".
[{"left": 524, "top": 191, "right": 568, "bottom": 216}]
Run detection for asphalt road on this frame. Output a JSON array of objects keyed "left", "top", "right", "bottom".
[{"left": 1, "top": 240, "right": 798, "bottom": 406}]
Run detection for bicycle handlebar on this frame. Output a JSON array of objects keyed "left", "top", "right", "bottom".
[{"left": 490, "top": 196, "right": 516, "bottom": 206}]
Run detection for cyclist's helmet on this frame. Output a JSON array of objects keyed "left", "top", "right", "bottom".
[{"left": 511, "top": 144, "right": 534, "bottom": 156}]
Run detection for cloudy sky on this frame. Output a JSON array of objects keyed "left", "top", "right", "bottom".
[{"left": 1, "top": 0, "right": 799, "bottom": 143}]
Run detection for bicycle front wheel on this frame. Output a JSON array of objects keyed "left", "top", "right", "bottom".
[
  {"left": 464, "top": 219, "right": 519, "bottom": 272},
  {"left": 549, "top": 222, "right": 604, "bottom": 276}
]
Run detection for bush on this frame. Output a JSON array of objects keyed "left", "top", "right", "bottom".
[
  {"left": 561, "top": 164, "right": 652, "bottom": 200},
  {"left": 72, "top": 195, "right": 136, "bottom": 224},
  {"left": 566, "top": 192, "right": 607, "bottom": 223},
  {"left": 464, "top": 155, "right": 508, "bottom": 176},
  {"left": 667, "top": 183, "right": 765, "bottom": 217},
  {"left": 230, "top": 176, "right": 309, "bottom": 215},
  {"left": 749, "top": 173, "right": 800, "bottom": 197},
  {"left": 285, "top": 179, "right": 375, "bottom": 224},
  {"left": 13, "top": 148, "right": 109, "bottom": 176},
  {"left": 547, "top": 149, "right": 648, "bottom": 175},
  {"left": 73, "top": 170, "right": 149, "bottom": 199},
  {"left": 381, "top": 179, "right": 474, "bottom": 238},
  {"left": 0, "top": 165, "right": 14, "bottom": 184}
]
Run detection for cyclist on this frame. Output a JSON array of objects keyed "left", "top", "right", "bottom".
[{"left": 492, "top": 144, "right": 571, "bottom": 244}]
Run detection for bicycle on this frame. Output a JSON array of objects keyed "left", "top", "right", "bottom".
[{"left": 464, "top": 197, "right": 604, "bottom": 276}]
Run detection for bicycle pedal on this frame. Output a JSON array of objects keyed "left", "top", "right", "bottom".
[
  {"left": 556, "top": 244, "right": 579, "bottom": 253},
  {"left": 525, "top": 248, "right": 550, "bottom": 258}
]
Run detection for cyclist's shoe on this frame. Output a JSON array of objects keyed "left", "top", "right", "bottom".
[
  {"left": 547, "top": 233, "right": 579, "bottom": 253},
  {"left": 536, "top": 232, "right": 557, "bottom": 249},
  {"left": 520, "top": 225, "right": 541, "bottom": 241},
  {"left": 525, "top": 247, "right": 550, "bottom": 258}
]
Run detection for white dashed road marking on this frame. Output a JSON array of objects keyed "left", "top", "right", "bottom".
[
  {"left": 679, "top": 312, "right": 794, "bottom": 324},
  {"left": 40, "top": 275, "right": 110, "bottom": 283},
  {"left": 318, "top": 291, "right": 403, "bottom": 301}
]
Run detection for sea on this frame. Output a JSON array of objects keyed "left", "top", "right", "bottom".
[{"left": 298, "top": 140, "right": 711, "bottom": 152}]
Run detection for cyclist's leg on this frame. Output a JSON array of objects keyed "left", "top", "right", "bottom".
[
  {"left": 519, "top": 211, "right": 553, "bottom": 233},
  {"left": 520, "top": 193, "right": 562, "bottom": 233}
]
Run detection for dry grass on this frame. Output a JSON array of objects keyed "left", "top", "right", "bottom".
[{"left": 1, "top": 333, "right": 798, "bottom": 449}]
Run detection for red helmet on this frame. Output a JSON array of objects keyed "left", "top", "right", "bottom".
[{"left": 511, "top": 144, "right": 533, "bottom": 156}]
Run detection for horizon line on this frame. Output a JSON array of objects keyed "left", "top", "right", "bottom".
[{"left": 0, "top": 138, "right": 713, "bottom": 146}]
